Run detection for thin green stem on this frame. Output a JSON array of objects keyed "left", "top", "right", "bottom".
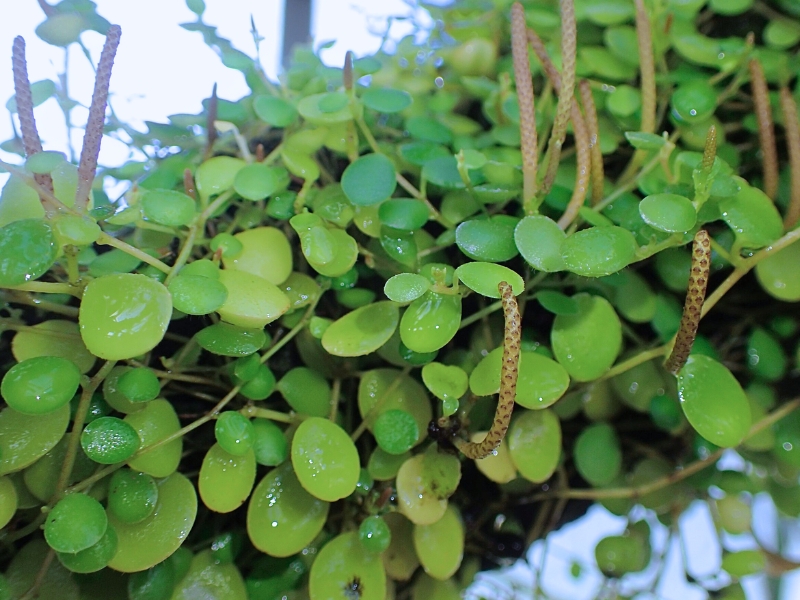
[
  {"left": 240, "top": 406, "right": 295, "bottom": 423},
  {"left": 3, "top": 281, "right": 82, "bottom": 297},
  {"left": 97, "top": 233, "right": 171, "bottom": 274},
  {"left": 51, "top": 360, "right": 116, "bottom": 502}
]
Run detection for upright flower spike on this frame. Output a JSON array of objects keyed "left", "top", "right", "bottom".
[
  {"left": 779, "top": 87, "right": 800, "bottom": 230},
  {"left": 75, "top": 24, "right": 121, "bottom": 211},
  {"left": 511, "top": 2, "right": 538, "bottom": 213},
  {"left": 556, "top": 104, "right": 590, "bottom": 230},
  {"left": 11, "top": 36, "right": 55, "bottom": 210},
  {"left": 702, "top": 124, "right": 717, "bottom": 173},
  {"left": 343, "top": 50, "right": 354, "bottom": 92},
  {"left": 665, "top": 230, "right": 711, "bottom": 375},
  {"left": 748, "top": 58, "right": 779, "bottom": 201},
  {"left": 452, "top": 282, "right": 520, "bottom": 460},
  {"left": 205, "top": 83, "right": 219, "bottom": 160},
  {"left": 541, "top": 0, "right": 577, "bottom": 197},
  {"left": 634, "top": 0, "right": 655, "bottom": 136},
  {"left": 579, "top": 79, "right": 604, "bottom": 205}
]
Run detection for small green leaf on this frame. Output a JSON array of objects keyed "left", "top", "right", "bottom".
[
  {"left": 624, "top": 131, "right": 666, "bottom": 150},
  {"left": 361, "top": 88, "right": 412, "bottom": 113},
  {"left": 322, "top": 301, "right": 400, "bottom": 357},
  {"left": 455, "top": 262, "right": 524, "bottom": 298},
  {"left": 536, "top": 291, "right": 578, "bottom": 315},
  {"left": 515, "top": 215, "right": 567, "bottom": 272},
  {"left": 341, "top": 154, "right": 397, "bottom": 206},
  {"left": 639, "top": 193, "right": 697, "bottom": 232},
  {"left": 421, "top": 362, "right": 468, "bottom": 402},
  {"left": 384, "top": 273, "right": 430, "bottom": 303},
  {"left": 253, "top": 96, "right": 298, "bottom": 127}
]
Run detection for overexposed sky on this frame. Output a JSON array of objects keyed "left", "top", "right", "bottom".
[{"left": 0, "top": 0, "right": 432, "bottom": 179}]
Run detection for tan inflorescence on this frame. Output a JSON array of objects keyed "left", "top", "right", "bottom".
[
  {"left": 452, "top": 281, "right": 521, "bottom": 459},
  {"left": 511, "top": 1, "right": 538, "bottom": 210},
  {"left": 665, "top": 230, "right": 712, "bottom": 375}
]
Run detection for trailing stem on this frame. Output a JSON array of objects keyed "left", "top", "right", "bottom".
[
  {"left": 451, "top": 282, "right": 520, "bottom": 459},
  {"left": 664, "top": 230, "right": 711, "bottom": 374},
  {"left": 579, "top": 79, "right": 604, "bottom": 205},
  {"left": 511, "top": 2, "right": 538, "bottom": 213},
  {"left": 748, "top": 58, "right": 779, "bottom": 200},
  {"left": 541, "top": 0, "right": 577, "bottom": 197},
  {"left": 779, "top": 87, "right": 800, "bottom": 229},
  {"left": 75, "top": 24, "right": 121, "bottom": 211}
]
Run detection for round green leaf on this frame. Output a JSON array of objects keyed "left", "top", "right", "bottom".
[
  {"left": 195, "top": 322, "right": 267, "bottom": 357},
  {"left": 233, "top": 164, "right": 290, "bottom": 201},
  {"left": 535, "top": 290, "right": 578, "bottom": 315},
  {"left": 384, "top": 273, "right": 430, "bottom": 303},
  {"left": 108, "top": 472, "right": 197, "bottom": 573},
  {"left": 470, "top": 348, "right": 570, "bottom": 409},
  {"left": 421, "top": 156, "right": 465, "bottom": 189},
  {"left": 399, "top": 142, "right": 451, "bottom": 167},
  {"left": 561, "top": 226, "right": 637, "bottom": 277},
  {"left": 141, "top": 189, "right": 196, "bottom": 227},
  {"left": 297, "top": 92, "right": 352, "bottom": 124},
  {"left": 253, "top": 96, "right": 298, "bottom": 127},
  {"left": 514, "top": 215, "right": 567, "bottom": 272},
  {"left": 671, "top": 81, "right": 717, "bottom": 124},
  {"left": 454, "top": 262, "right": 524, "bottom": 298},
  {"left": 361, "top": 88, "right": 412, "bottom": 113},
  {"left": 755, "top": 240, "right": 800, "bottom": 301},
  {"left": 0, "top": 219, "right": 58, "bottom": 286},
  {"left": 378, "top": 199, "right": 429, "bottom": 231},
  {"left": 341, "top": 154, "right": 397, "bottom": 206},
  {"left": 551, "top": 293, "right": 622, "bottom": 382},
  {"left": 677, "top": 355, "right": 751, "bottom": 448},
  {"left": 719, "top": 184, "right": 784, "bottom": 249},
  {"left": 638, "top": 193, "right": 697, "bottom": 233},
  {"left": 421, "top": 362, "right": 469, "bottom": 402},
  {"left": 322, "top": 301, "right": 400, "bottom": 357},
  {"left": 456, "top": 216, "right": 519, "bottom": 262}
]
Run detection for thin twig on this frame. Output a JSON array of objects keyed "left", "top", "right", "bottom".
[
  {"left": 779, "top": 87, "right": 800, "bottom": 229},
  {"left": 579, "top": 79, "right": 604, "bottom": 205},
  {"left": 748, "top": 58, "right": 779, "bottom": 200},
  {"left": 75, "top": 24, "right": 121, "bottom": 211},
  {"left": 511, "top": 2, "right": 538, "bottom": 212}
]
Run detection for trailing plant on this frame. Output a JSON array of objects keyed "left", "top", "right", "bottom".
[{"left": 1, "top": 0, "right": 800, "bottom": 599}]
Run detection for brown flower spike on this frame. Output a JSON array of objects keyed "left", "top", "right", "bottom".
[
  {"left": 665, "top": 230, "right": 711, "bottom": 375},
  {"left": 511, "top": 2, "right": 538, "bottom": 211},
  {"left": 779, "top": 87, "right": 800, "bottom": 230},
  {"left": 749, "top": 58, "right": 779, "bottom": 201},
  {"left": 579, "top": 79, "right": 604, "bottom": 206},
  {"left": 452, "top": 282, "right": 521, "bottom": 459}
]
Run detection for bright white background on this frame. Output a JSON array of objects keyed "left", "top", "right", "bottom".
[{"left": 1, "top": 2, "right": 798, "bottom": 599}]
